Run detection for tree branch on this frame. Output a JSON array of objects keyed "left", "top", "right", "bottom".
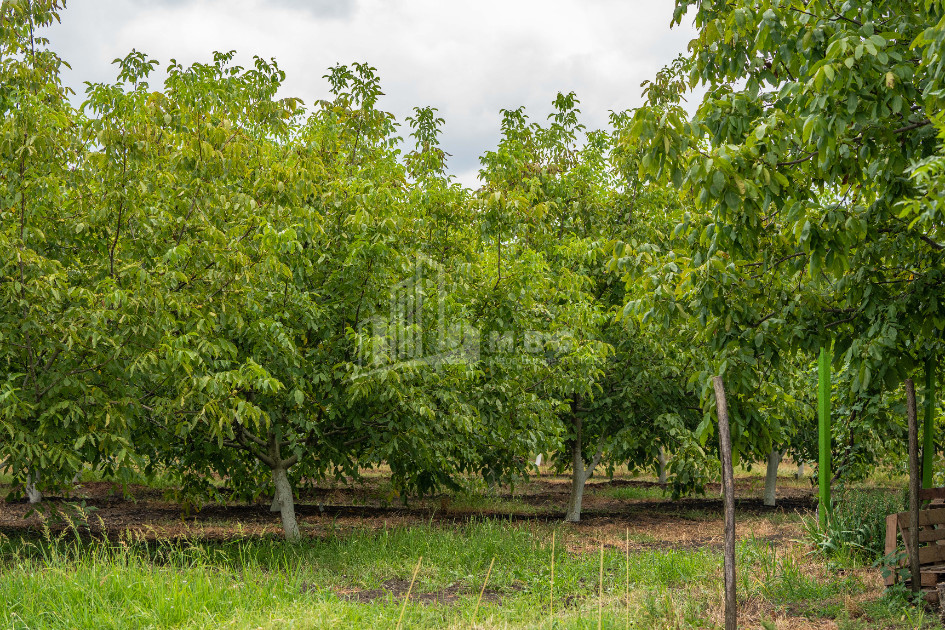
[
  {"left": 753, "top": 312, "right": 777, "bottom": 328},
  {"left": 236, "top": 430, "right": 274, "bottom": 468},
  {"left": 777, "top": 151, "right": 817, "bottom": 167},
  {"left": 239, "top": 425, "right": 269, "bottom": 449},
  {"left": 743, "top": 252, "right": 806, "bottom": 269},
  {"left": 919, "top": 234, "right": 944, "bottom": 251},
  {"left": 825, "top": 314, "right": 858, "bottom": 329},
  {"left": 583, "top": 435, "right": 606, "bottom": 484}
]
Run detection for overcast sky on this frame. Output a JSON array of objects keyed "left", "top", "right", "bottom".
[{"left": 44, "top": 0, "right": 697, "bottom": 187}]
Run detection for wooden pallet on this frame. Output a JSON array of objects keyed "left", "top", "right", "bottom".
[{"left": 885, "top": 504, "right": 945, "bottom": 601}]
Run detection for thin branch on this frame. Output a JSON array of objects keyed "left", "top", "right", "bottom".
[
  {"left": 825, "top": 314, "right": 858, "bottom": 329},
  {"left": 239, "top": 425, "right": 268, "bottom": 449},
  {"left": 893, "top": 119, "right": 932, "bottom": 135},
  {"left": 825, "top": 0, "right": 862, "bottom": 26},
  {"left": 753, "top": 312, "right": 777, "bottom": 328},
  {"left": 919, "top": 234, "right": 944, "bottom": 251},
  {"left": 236, "top": 430, "right": 274, "bottom": 468},
  {"left": 777, "top": 151, "right": 817, "bottom": 167},
  {"left": 743, "top": 252, "right": 805, "bottom": 269}
]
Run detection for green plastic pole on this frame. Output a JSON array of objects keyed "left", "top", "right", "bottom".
[
  {"left": 818, "top": 346, "right": 832, "bottom": 528},
  {"left": 923, "top": 357, "right": 936, "bottom": 490}
]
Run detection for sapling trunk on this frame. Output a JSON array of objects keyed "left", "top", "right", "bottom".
[
  {"left": 657, "top": 446, "right": 668, "bottom": 485},
  {"left": 713, "top": 376, "right": 737, "bottom": 630},
  {"left": 564, "top": 411, "right": 604, "bottom": 523},
  {"left": 261, "top": 425, "right": 301, "bottom": 541},
  {"left": 565, "top": 450, "right": 586, "bottom": 523},
  {"left": 25, "top": 468, "right": 41, "bottom": 504},
  {"left": 763, "top": 449, "right": 781, "bottom": 507},
  {"left": 271, "top": 465, "right": 300, "bottom": 541},
  {"left": 906, "top": 379, "right": 921, "bottom": 593}
]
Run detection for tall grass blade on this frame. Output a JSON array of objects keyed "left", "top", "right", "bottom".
[
  {"left": 626, "top": 527, "right": 630, "bottom": 630},
  {"left": 395, "top": 555, "right": 422, "bottom": 630},
  {"left": 472, "top": 556, "right": 495, "bottom": 625},
  {"left": 550, "top": 530, "right": 555, "bottom": 623},
  {"left": 599, "top": 541, "right": 604, "bottom": 630}
]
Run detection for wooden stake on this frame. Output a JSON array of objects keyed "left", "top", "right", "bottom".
[
  {"left": 395, "top": 556, "right": 422, "bottom": 630},
  {"left": 924, "top": 358, "right": 937, "bottom": 490},
  {"left": 471, "top": 556, "right": 495, "bottom": 624},
  {"left": 907, "top": 379, "right": 921, "bottom": 594},
  {"left": 713, "top": 376, "right": 737, "bottom": 630}
]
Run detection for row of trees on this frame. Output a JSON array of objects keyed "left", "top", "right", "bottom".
[
  {"left": 4, "top": 0, "right": 943, "bottom": 538},
  {"left": 1, "top": 0, "right": 710, "bottom": 537}
]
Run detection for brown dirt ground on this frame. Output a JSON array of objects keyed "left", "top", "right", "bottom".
[{"left": 0, "top": 471, "right": 816, "bottom": 545}]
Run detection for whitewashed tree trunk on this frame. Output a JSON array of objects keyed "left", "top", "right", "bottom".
[
  {"left": 796, "top": 461, "right": 806, "bottom": 479},
  {"left": 25, "top": 468, "right": 41, "bottom": 504},
  {"left": 564, "top": 412, "right": 604, "bottom": 523},
  {"left": 565, "top": 460, "right": 586, "bottom": 522},
  {"left": 251, "top": 425, "right": 301, "bottom": 542},
  {"left": 763, "top": 449, "right": 782, "bottom": 507},
  {"left": 270, "top": 466, "right": 300, "bottom": 541},
  {"left": 657, "top": 446, "right": 668, "bottom": 485}
]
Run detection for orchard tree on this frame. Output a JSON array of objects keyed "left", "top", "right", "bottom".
[
  {"left": 0, "top": 0, "right": 142, "bottom": 502},
  {"left": 478, "top": 95, "right": 706, "bottom": 521},
  {"left": 617, "top": 0, "right": 945, "bottom": 486}
]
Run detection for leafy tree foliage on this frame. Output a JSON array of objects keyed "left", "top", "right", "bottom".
[
  {"left": 618, "top": 0, "right": 945, "bottom": 476},
  {"left": 477, "top": 95, "right": 706, "bottom": 520},
  {"left": 2, "top": 1, "right": 741, "bottom": 534},
  {"left": 0, "top": 0, "right": 139, "bottom": 500}
]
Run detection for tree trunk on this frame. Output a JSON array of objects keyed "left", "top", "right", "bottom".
[
  {"left": 763, "top": 449, "right": 781, "bottom": 507},
  {"left": 564, "top": 411, "right": 604, "bottom": 523},
  {"left": 565, "top": 438, "right": 586, "bottom": 523},
  {"left": 796, "top": 462, "right": 805, "bottom": 479},
  {"left": 262, "top": 425, "right": 301, "bottom": 542},
  {"left": 271, "top": 465, "right": 300, "bottom": 541},
  {"left": 657, "top": 446, "right": 668, "bottom": 485},
  {"left": 25, "top": 468, "right": 41, "bottom": 504}
]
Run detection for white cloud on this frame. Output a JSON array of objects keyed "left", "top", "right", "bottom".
[{"left": 46, "top": 0, "right": 698, "bottom": 187}]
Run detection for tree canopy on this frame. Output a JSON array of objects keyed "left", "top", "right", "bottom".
[{"left": 5, "top": 0, "right": 945, "bottom": 535}]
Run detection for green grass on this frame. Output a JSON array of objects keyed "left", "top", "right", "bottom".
[
  {"left": 444, "top": 491, "right": 542, "bottom": 515},
  {"left": 598, "top": 485, "right": 668, "bottom": 501},
  {"left": 1, "top": 462, "right": 939, "bottom": 629},
  {"left": 0, "top": 515, "right": 935, "bottom": 630}
]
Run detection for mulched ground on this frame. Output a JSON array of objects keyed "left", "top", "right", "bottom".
[{"left": 0, "top": 471, "right": 818, "bottom": 547}]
